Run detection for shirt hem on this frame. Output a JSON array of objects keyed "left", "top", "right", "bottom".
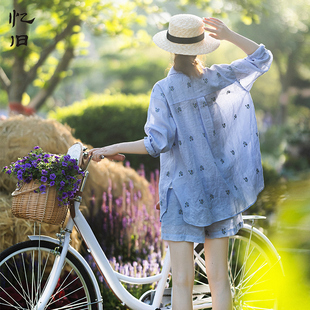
[{"left": 182, "top": 185, "right": 265, "bottom": 228}]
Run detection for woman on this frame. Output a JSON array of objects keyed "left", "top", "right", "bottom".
[{"left": 89, "top": 14, "right": 272, "bottom": 310}]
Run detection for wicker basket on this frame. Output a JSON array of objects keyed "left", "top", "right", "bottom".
[{"left": 11, "top": 180, "right": 68, "bottom": 225}]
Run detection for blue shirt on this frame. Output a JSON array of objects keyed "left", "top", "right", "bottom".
[{"left": 144, "top": 45, "right": 273, "bottom": 227}]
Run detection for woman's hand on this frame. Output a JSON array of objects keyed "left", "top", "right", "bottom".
[
  {"left": 88, "top": 146, "right": 125, "bottom": 162},
  {"left": 203, "top": 17, "right": 259, "bottom": 55},
  {"left": 203, "top": 17, "right": 232, "bottom": 41}
]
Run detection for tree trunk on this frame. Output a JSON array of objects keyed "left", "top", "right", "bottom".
[
  {"left": 274, "top": 52, "right": 298, "bottom": 125},
  {"left": 8, "top": 0, "right": 29, "bottom": 115},
  {"left": 6, "top": 0, "right": 80, "bottom": 115},
  {"left": 28, "top": 46, "right": 75, "bottom": 110}
]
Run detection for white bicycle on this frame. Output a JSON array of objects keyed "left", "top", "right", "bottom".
[{"left": 0, "top": 143, "right": 283, "bottom": 310}]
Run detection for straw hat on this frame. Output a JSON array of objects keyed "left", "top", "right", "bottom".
[{"left": 153, "top": 14, "right": 220, "bottom": 56}]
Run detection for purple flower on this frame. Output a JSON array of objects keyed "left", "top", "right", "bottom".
[
  {"left": 62, "top": 192, "right": 68, "bottom": 199},
  {"left": 39, "top": 185, "right": 46, "bottom": 192},
  {"left": 17, "top": 174, "right": 23, "bottom": 181},
  {"left": 44, "top": 159, "right": 49, "bottom": 163},
  {"left": 60, "top": 181, "right": 65, "bottom": 187},
  {"left": 50, "top": 181, "right": 55, "bottom": 187},
  {"left": 62, "top": 162, "right": 68, "bottom": 167},
  {"left": 25, "top": 163, "right": 32, "bottom": 168},
  {"left": 6, "top": 169, "right": 12, "bottom": 174},
  {"left": 41, "top": 169, "right": 47, "bottom": 175},
  {"left": 41, "top": 176, "right": 47, "bottom": 183},
  {"left": 44, "top": 154, "right": 51, "bottom": 158},
  {"left": 61, "top": 170, "right": 65, "bottom": 175},
  {"left": 34, "top": 146, "right": 40, "bottom": 149},
  {"left": 64, "top": 155, "right": 70, "bottom": 161},
  {"left": 50, "top": 173, "right": 56, "bottom": 180}
]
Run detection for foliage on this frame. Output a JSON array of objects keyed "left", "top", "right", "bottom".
[
  {"left": 100, "top": 48, "right": 170, "bottom": 95},
  {"left": 233, "top": 0, "right": 310, "bottom": 125},
  {"left": 0, "top": 0, "right": 276, "bottom": 113},
  {"left": 50, "top": 46, "right": 171, "bottom": 106},
  {"left": 248, "top": 162, "right": 285, "bottom": 230},
  {"left": 49, "top": 93, "right": 160, "bottom": 172},
  {"left": 258, "top": 104, "right": 310, "bottom": 177},
  {"left": 2, "top": 146, "right": 84, "bottom": 206},
  {"left": 0, "top": 0, "right": 150, "bottom": 111},
  {"left": 178, "top": 0, "right": 271, "bottom": 24},
  {"left": 270, "top": 178, "right": 310, "bottom": 309}
]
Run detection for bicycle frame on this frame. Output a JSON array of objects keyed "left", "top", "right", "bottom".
[
  {"left": 31, "top": 200, "right": 171, "bottom": 310},
  {"left": 28, "top": 205, "right": 282, "bottom": 310},
  {"left": 24, "top": 144, "right": 282, "bottom": 310}
]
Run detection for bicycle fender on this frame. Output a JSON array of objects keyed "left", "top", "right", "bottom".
[
  {"left": 28, "top": 235, "right": 103, "bottom": 310},
  {"left": 241, "top": 224, "right": 284, "bottom": 275}
]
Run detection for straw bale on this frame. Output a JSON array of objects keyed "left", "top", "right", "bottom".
[
  {"left": 0, "top": 116, "right": 152, "bottom": 251},
  {"left": 0, "top": 115, "right": 152, "bottom": 212}
]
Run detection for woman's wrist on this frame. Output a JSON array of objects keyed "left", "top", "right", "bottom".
[{"left": 225, "top": 31, "right": 259, "bottom": 55}]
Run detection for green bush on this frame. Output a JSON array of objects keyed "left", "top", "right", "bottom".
[{"left": 48, "top": 93, "right": 160, "bottom": 173}]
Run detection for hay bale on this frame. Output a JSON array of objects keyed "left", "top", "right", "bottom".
[
  {"left": 0, "top": 115, "right": 152, "bottom": 211},
  {"left": 0, "top": 193, "right": 15, "bottom": 251},
  {"left": 0, "top": 115, "right": 76, "bottom": 192},
  {"left": 0, "top": 116, "right": 153, "bottom": 252}
]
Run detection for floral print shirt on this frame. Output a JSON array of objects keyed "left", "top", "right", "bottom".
[{"left": 144, "top": 45, "right": 273, "bottom": 227}]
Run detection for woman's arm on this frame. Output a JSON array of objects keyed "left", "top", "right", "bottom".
[
  {"left": 203, "top": 17, "right": 259, "bottom": 55},
  {"left": 89, "top": 139, "right": 148, "bottom": 162}
]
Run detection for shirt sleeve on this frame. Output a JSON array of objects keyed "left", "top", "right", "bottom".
[
  {"left": 230, "top": 44, "right": 273, "bottom": 91},
  {"left": 144, "top": 83, "right": 177, "bottom": 158}
]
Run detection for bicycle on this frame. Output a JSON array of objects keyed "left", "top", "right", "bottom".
[{"left": 0, "top": 142, "right": 283, "bottom": 310}]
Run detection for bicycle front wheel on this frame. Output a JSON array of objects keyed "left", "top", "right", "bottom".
[
  {"left": 0, "top": 240, "right": 99, "bottom": 310},
  {"left": 193, "top": 227, "right": 281, "bottom": 309}
]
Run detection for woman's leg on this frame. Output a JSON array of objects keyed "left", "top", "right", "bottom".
[
  {"left": 204, "top": 237, "right": 232, "bottom": 310},
  {"left": 168, "top": 241, "right": 194, "bottom": 310}
]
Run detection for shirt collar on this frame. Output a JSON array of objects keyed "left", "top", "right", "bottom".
[
  {"left": 168, "top": 66, "right": 207, "bottom": 77},
  {"left": 168, "top": 66, "right": 182, "bottom": 76}
]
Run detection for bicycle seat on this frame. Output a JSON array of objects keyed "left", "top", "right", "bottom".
[{"left": 67, "top": 142, "right": 84, "bottom": 167}]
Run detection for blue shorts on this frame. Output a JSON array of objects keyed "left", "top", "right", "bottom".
[{"left": 161, "top": 189, "right": 244, "bottom": 243}]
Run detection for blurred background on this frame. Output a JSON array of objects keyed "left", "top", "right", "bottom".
[{"left": 0, "top": 0, "right": 310, "bottom": 308}]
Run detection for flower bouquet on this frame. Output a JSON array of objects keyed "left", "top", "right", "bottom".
[{"left": 2, "top": 146, "right": 84, "bottom": 225}]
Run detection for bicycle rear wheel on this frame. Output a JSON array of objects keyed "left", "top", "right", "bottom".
[
  {"left": 0, "top": 240, "right": 99, "bottom": 309},
  {"left": 193, "top": 227, "right": 281, "bottom": 309}
]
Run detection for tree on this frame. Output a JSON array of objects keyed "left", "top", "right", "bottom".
[
  {"left": 0, "top": 0, "right": 150, "bottom": 115},
  {"left": 0, "top": 0, "right": 270, "bottom": 115},
  {"left": 234, "top": 0, "right": 310, "bottom": 125}
]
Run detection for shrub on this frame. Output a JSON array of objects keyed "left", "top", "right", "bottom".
[{"left": 49, "top": 93, "right": 159, "bottom": 173}]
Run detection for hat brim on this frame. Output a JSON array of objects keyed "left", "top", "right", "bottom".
[{"left": 153, "top": 30, "right": 220, "bottom": 56}]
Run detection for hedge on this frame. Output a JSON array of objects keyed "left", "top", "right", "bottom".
[{"left": 48, "top": 93, "right": 159, "bottom": 173}]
